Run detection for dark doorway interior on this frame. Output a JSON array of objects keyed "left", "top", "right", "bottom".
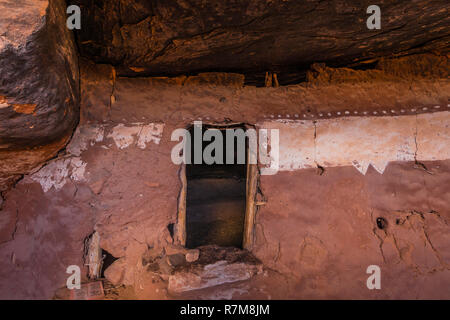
[
  {"left": 186, "top": 124, "right": 247, "bottom": 249},
  {"left": 100, "top": 249, "right": 118, "bottom": 278}
]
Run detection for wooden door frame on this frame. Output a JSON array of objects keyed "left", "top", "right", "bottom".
[{"left": 175, "top": 123, "right": 258, "bottom": 250}]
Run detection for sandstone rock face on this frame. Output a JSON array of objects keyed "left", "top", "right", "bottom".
[
  {"left": 0, "top": 0, "right": 79, "bottom": 192},
  {"left": 168, "top": 261, "right": 263, "bottom": 294},
  {"left": 186, "top": 249, "right": 200, "bottom": 263},
  {"left": 73, "top": 0, "right": 449, "bottom": 81},
  {"left": 104, "top": 259, "right": 127, "bottom": 286}
]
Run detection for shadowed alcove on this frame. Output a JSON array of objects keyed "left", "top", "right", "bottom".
[{"left": 185, "top": 124, "right": 248, "bottom": 249}]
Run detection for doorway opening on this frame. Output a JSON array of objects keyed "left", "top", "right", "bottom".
[{"left": 177, "top": 123, "right": 258, "bottom": 250}]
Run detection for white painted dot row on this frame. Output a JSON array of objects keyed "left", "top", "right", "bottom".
[
  {"left": 259, "top": 104, "right": 449, "bottom": 119},
  {"left": 180, "top": 104, "right": 449, "bottom": 121}
]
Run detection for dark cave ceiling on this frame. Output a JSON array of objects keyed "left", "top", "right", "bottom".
[{"left": 73, "top": 0, "right": 450, "bottom": 83}]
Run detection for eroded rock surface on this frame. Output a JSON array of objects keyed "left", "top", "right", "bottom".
[
  {"left": 168, "top": 261, "right": 262, "bottom": 294},
  {"left": 73, "top": 0, "right": 449, "bottom": 82},
  {"left": 80, "top": 54, "right": 449, "bottom": 126},
  {"left": 0, "top": 0, "right": 79, "bottom": 192}
]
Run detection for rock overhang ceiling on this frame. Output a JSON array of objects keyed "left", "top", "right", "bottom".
[
  {"left": 72, "top": 0, "right": 450, "bottom": 81},
  {"left": 0, "top": 0, "right": 80, "bottom": 192}
]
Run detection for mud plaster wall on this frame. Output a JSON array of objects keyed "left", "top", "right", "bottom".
[{"left": 0, "top": 63, "right": 449, "bottom": 299}]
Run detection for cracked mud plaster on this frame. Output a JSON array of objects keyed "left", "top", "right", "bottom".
[
  {"left": 259, "top": 111, "right": 450, "bottom": 175},
  {"left": 371, "top": 210, "right": 450, "bottom": 274},
  {"left": 3, "top": 116, "right": 450, "bottom": 299},
  {"left": 31, "top": 157, "right": 87, "bottom": 192},
  {"left": 30, "top": 122, "right": 164, "bottom": 193}
]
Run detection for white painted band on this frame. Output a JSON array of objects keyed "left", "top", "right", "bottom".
[{"left": 259, "top": 111, "right": 450, "bottom": 175}]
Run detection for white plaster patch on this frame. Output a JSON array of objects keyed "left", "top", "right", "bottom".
[
  {"left": 416, "top": 112, "right": 450, "bottom": 161},
  {"left": 31, "top": 157, "right": 87, "bottom": 192},
  {"left": 259, "top": 120, "right": 315, "bottom": 170},
  {"left": 315, "top": 116, "right": 416, "bottom": 174},
  {"left": 136, "top": 123, "right": 165, "bottom": 148},
  {"left": 70, "top": 157, "right": 87, "bottom": 182},
  {"left": 107, "top": 123, "right": 164, "bottom": 149},
  {"left": 259, "top": 111, "right": 450, "bottom": 175},
  {"left": 66, "top": 125, "right": 105, "bottom": 156},
  {"left": 107, "top": 124, "right": 140, "bottom": 149}
]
